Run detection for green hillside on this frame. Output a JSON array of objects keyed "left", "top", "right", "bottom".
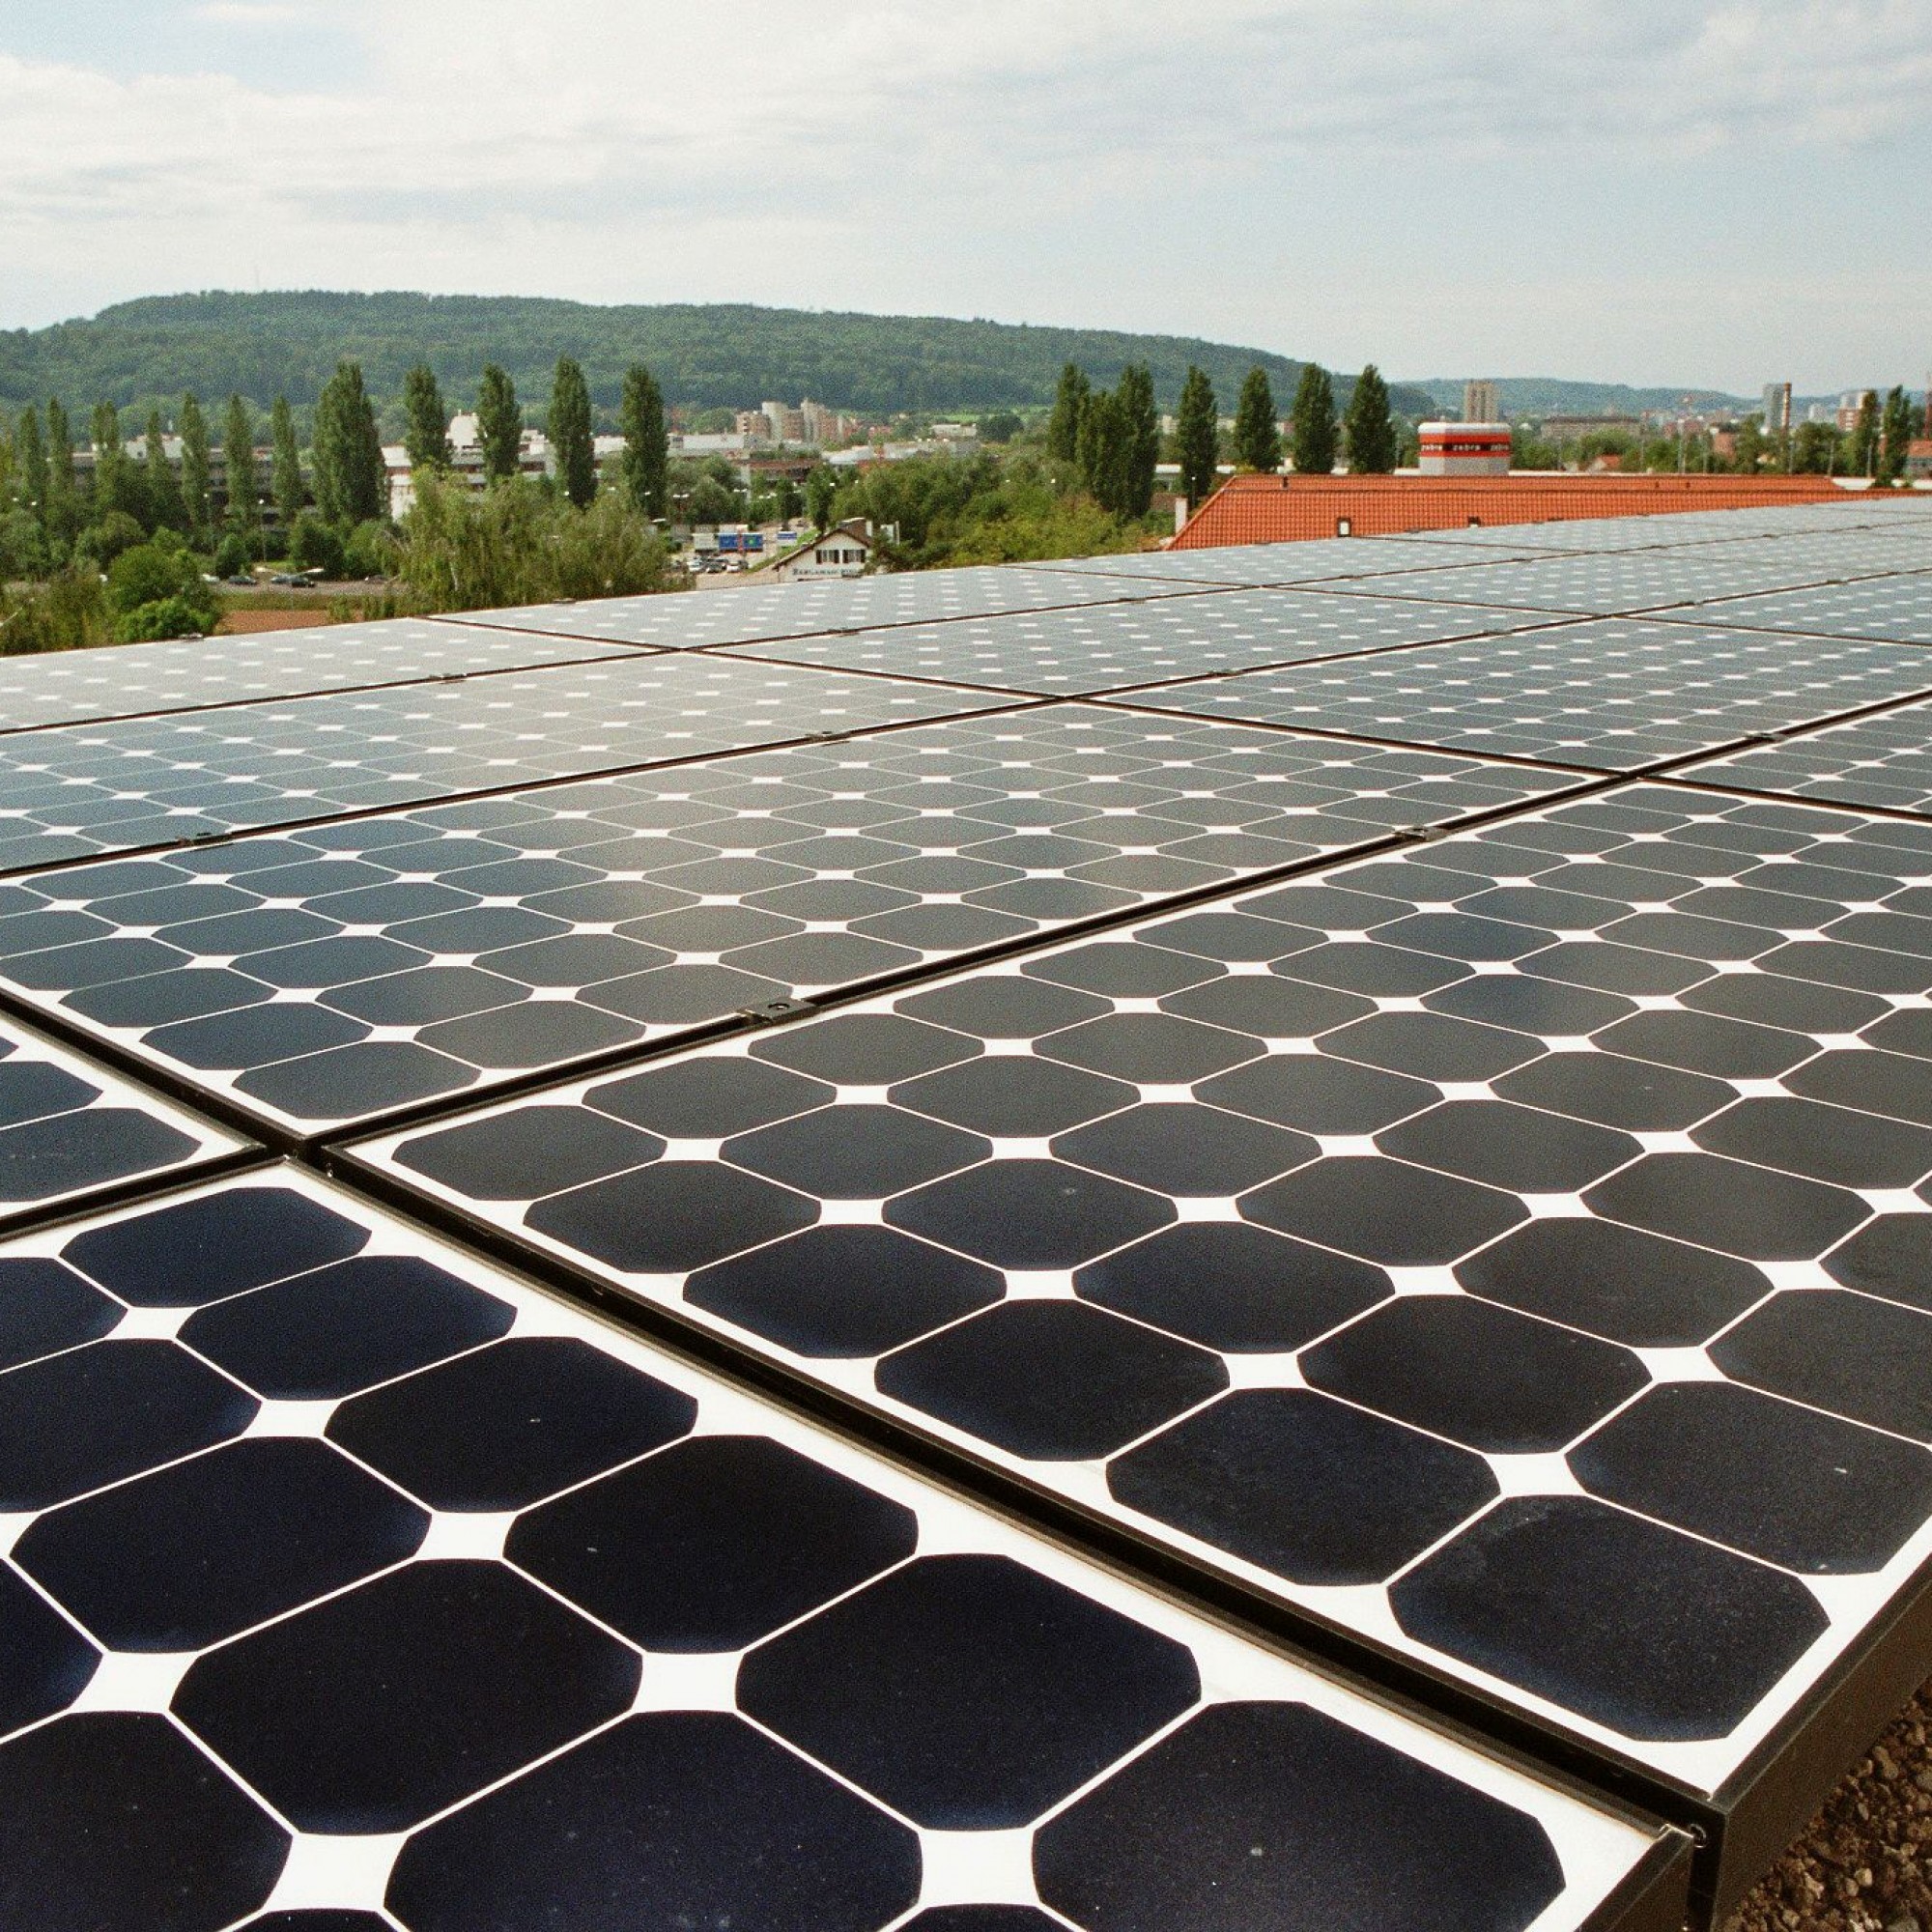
[
  {"left": 1403, "top": 376, "right": 1751, "bottom": 417},
  {"left": 0, "top": 290, "right": 1436, "bottom": 421}
]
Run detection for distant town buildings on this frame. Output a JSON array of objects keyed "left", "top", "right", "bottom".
[
  {"left": 1761, "top": 383, "right": 1793, "bottom": 435},
  {"left": 1837, "top": 389, "right": 1878, "bottom": 434},
  {"left": 1462, "top": 381, "right": 1501, "bottom": 424}
]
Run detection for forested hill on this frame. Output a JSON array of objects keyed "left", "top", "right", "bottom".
[{"left": 0, "top": 291, "right": 1436, "bottom": 419}]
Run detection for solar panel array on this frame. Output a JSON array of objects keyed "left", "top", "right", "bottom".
[{"left": 5, "top": 494, "right": 1932, "bottom": 1931}]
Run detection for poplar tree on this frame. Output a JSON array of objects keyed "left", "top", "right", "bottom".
[
  {"left": 1233, "top": 367, "right": 1282, "bottom": 472},
  {"left": 1850, "top": 391, "right": 1881, "bottom": 478},
  {"left": 549, "top": 356, "right": 597, "bottom": 509},
  {"left": 1880, "top": 385, "right": 1915, "bottom": 485},
  {"left": 45, "top": 399, "right": 78, "bottom": 539},
  {"left": 1175, "top": 367, "right": 1218, "bottom": 508},
  {"left": 403, "top": 365, "right": 453, "bottom": 471},
  {"left": 618, "top": 364, "right": 669, "bottom": 518},
  {"left": 223, "top": 395, "right": 258, "bottom": 545},
  {"left": 1078, "top": 387, "right": 1130, "bottom": 513},
  {"left": 144, "top": 410, "right": 184, "bottom": 530},
  {"left": 476, "top": 364, "right": 523, "bottom": 485},
  {"left": 16, "top": 406, "right": 47, "bottom": 526},
  {"left": 92, "top": 401, "right": 139, "bottom": 522},
  {"left": 1047, "top": 364, "right": 1091, "bottom": 462},
  {"left": 270, "top": 397, "right": 303, "bottom": 531},
  {"left": 1343, "top": 364, "right": 1398, "bottom": 474},
  {"left": 179, "top": 394, "right": 213, "bottom": 538},
  {"left": 1290, "top": 364, "right": 1339, "bottom": 475},
  {"left": 1116, "top": 363, "right": 1159, "bottom": 518},
  {"left": 312, "top": 360, "right": 385, "bottom": 526}
]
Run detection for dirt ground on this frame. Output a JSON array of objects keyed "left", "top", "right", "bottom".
[{"left": 1724, "top": 1686, "right": 1932, "bottom": 1932}]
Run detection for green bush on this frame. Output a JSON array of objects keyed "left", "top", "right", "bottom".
[
  {"left": 0, "top": 509, "right": 51, "bottom": 582},
  {"left": 72, "top": 510, "right": 146, "bottom": 567},
  {"left": 115, "top": 595, "right": 213, "bottom": 643},
  {"left": 288, "top": 512, "right": 346, "bottom": 578},
  {"left": 213, "top": 532, "right": 252, "bottom": 578},
  {"left": 392, "top": 473, "right": 674, "bottom": 615},
  {"left": 342, "top": 519, "right": 396, "bottom": 579},
  {"left": 0, "top": 569, "right": 114, "bottom": 655}
]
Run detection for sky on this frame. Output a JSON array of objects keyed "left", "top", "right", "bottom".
[{"left": 2, "top": 0, "right": 1928, "bottom": 393}]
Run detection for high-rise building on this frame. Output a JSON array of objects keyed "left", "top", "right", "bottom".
[
  {"left": 1837, "top": 389, "right": 1876, "bottom": 434},
  {"left": 1760, "top": 383, "right": 1792, "bottom": 435},
  {"left": 1463, "top": 380, "right": 1501, "bottom": 424}
]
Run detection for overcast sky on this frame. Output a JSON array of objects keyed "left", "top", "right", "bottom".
[{"left": 3, "top": 0, "right": 1927, "bottom": 392}]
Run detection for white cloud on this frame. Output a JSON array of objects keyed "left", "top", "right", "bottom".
[{"left": 1, "top": 0, "right": 1928, "bottom": 385}]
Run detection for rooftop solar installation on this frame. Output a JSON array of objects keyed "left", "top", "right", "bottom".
[
  {"left": 0, "top": 1168, "right": 1684, "bottom": 1932},
  {"left": 722, "top": 589, "right": 1555, "bottom": 696},
  {"left": 0, "top": 707, "right": 1575, "bottom": 1132},
  {"left": 1682, "top": 696, "right": 1932, "bottom": 817},
  {"left": 456, "top": 563, "right": 1212, "bottom": 650},
  {"left": 0, "top": 654, "right": 1010, "bottom": 875},
  {"left": 1123, "top": 618, "right": 1932, "bottom": 769},
  {"left": 1038, "top": 534, "right": 1552, "bottom": 584},
  {"left": 360, "top": 779, "right": 1932, "bottom": 1918},
  {"left": 4, "top": 497, "right": 1932, "bottom": 1931},
  {"left": 0, "top": 1012, "right": 242, "bottom": 1227},
  {"left": 0, "top": 617, "right": 634, "bottom": 735},
  {"left": 1684, "top": 573, "right": 1932, "bottom": 646},
  {"left": 1326, "top": 544, "right": 1907, "bottom": 616},
  {"left": 1392, "top": 502, "right": 1931, "bottom": 552}
]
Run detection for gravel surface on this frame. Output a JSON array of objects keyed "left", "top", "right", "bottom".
[{"left": 1724, "top": 1687, "right": 1932, "bottom": 1932}]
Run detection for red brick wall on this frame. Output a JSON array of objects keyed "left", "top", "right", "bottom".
[{"left": 1170, "top": 473, "right": 1866, "bottom": 550}]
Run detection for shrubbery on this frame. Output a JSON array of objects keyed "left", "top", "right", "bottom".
[
  {"left": 391, "top": 472, "right": 674, "bottom": 615},
  {"left": 106, "top": 534, "right": 219, "bottom": 642},
  {"left": 0, "top": 570, "right": 113, "bottom": 655}
]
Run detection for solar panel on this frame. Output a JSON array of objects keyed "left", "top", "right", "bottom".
[
  {"left": 0, "top": 1013, "right": 242, "bottom": 1227},
  {"left": 0, "top": 707, "right": 1577, "bottom": 1131},
  {"left": 1038, "top": 535, "right": 1551, "bottom": 584},
  {"left": 457, "top": 564, "right": 1212, "bottom": 649},
  {"left": 1123, "top": 619, "right": 1932, "bottom": 769},
  {"left": 0, "top": 1168, "right": 1684, "bottom": 1932},
  {"left": 359, "top": 780, "right": 1932, "bottom": 1918},
  {"left": 1330, "top": 546, "right": 1907, "bottom": 615},
  {"left": 0, "top": 655, "right": 1010, "bottom": 876},
  {"left": 1684, "top": 574, "right": 1932, "bottom": 646},
  {"left": 0, "top": 619, "right": 634, "bottom": 735},
  {"left": 1392, "top": 503, "right": 1923, "bottom": 553},
  {"left": 722, "top": 589, "right": 1556, "bottom": 696},
  {"left": 1680, "top": 697, "right": 1932, "bottom": 816}
]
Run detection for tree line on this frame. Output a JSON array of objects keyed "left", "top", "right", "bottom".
[{"left": 0, "top": 351, "right": 679, "bottom": 652}]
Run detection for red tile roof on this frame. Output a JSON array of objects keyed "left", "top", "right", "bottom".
[{"left": 1170, "top": 473, "right": 1862, "bottom": 550}]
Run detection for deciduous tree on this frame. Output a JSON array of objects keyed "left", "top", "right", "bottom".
[
  {"left": 1290, "top": 364, "right": 1339, "bottom": 475},
  {"left": 1880, "top": 386, "right": 1915, "bottom": 485},
  {"left": 403, "top": 365, "right": 453, "bottom": 471},
  {"left": 1047, "top": 364, "right": 1091, "bottom": 463},
  {"left": 548, "top": 357, "right": 597, "bottom": 510},
  {"left": 1116, "top": 363, "right": 1159, "bottom": 518},
  {"left": 1343, "top": 364, "right": 1397, "bottom": 474},
  {"left": 178, "top": 395, "right": 213, "bottom": 537},
  {"left": 16, "top": 407, "right": 47, "bottom": 526},
  {"left": 144, "top": 410, "right": 184, "bottom": 531},
  {"left": 223, "top": 395, "right": 259, "bottom": 550},
  {"left": 1233, "top": 367, "right": 1281, "bottom": 473},
  {"left": 1175, "top": 366, "right": 1218, "bottom": 507},
  {"left": 476, "top": 364, "right": 523, "bottom": 486},
  {"left": 1850, "top": 391, "right": 1882, "bottom": 478},
  {"left": 618, "top": 364, "right": 669, "bottom": 519},
  {"left": 312, "top": 360, "right": 386, "bottom": 526},
  {"left": 270, "top": 397, "right": 303, "bottom": 532}
]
